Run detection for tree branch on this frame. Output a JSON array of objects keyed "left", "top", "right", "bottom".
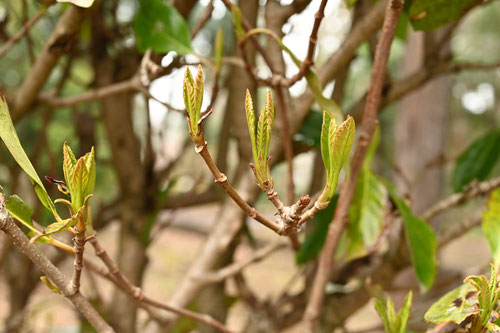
[
  {"left": 0, "top": 194, "right": 114, "bottom": 333},
  {"left": 301, "top": 1, "right": 404, "bottom": 331}
]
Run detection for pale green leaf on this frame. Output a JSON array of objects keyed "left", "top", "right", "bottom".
[
  {"left": 424, "top": 283, "right": 478, "bottom": 324},
  {"left": 328, "top": 116, "right": 355, "bottom": 196},
  {"left": 71, "top": 158, "right": 89, "bottom": 210},
  {"left": 40, "top": 276, "right": 60, "bottom": 293},
  {"left": 321, "top": 111, "right": 333, "bottom": 176},
  {"left": 399, "top": 291, "right": 413, "bottom": 333},
  {"left": 245, "top": 90, "right": 258, "bottom": 163},
  {"left": 193, "top": 65, "right": 204, "bottom": 121},
  {"left": 5, "top": 195, "right": 35, "bottom": 233},
  {"left": 483, "top": 188, "right": 500, "bottom": 264},
  {"left": 0, "top": 95, "right": 56, "bottom": 215},
  {"left": 83, "top": 147, "right": 96, "bottom": 197},
  {"left": 264, "top": 90, "right": 274, "bottom": 161},
  {"left": 215, "top": 28, "right": 224, "bottom": 71},
  {"left": 231, "top": 4, "right": 244, "bottom": 38},
  {"left": 63, "top": 143, "right": 77, "bottom": 195}
]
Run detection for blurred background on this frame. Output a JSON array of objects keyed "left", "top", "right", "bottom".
[{"left": 0, "top": 0, "right": 499, "bottom": 332}]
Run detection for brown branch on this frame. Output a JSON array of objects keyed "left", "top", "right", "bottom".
[
  {"left": 191, "top": 0, "right": 214, "bottom": 38},
  {"left": 0, "top": 7, "right": 46, "bottom": 59},
  {"left": 192, "top": 133, "right": 282, "bottom": 234},
  {"left": 438, "top": 215, "right": 482, "bottom": 248},
  {"left": 195, "top": 242, "right": 286, "bottom": 284},
  {"left": 283, "top": 0, "right": 328, "bottom": 87},
  {"left": 0, "top": 194, "right": 114, "bottom": 333},
  {"left": 88, "top": 237, "right": 233, "bottom": 333},
  {"left": 422, "top": 177, "right": 500, "bottom": 221},
  {"left": 70, "top": 215, "right": 86, "bottom": 293},
  {"left": 301, "top": 1, "right": 404, "bottom": 331}
]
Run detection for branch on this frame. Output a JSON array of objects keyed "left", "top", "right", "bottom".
[
  {"left": 194, "top": 242, "right": 286, "bottom": 284},
  {"left": 301, "top": 1, "right": 404, "bottom": 331},
  {"left": 283, "top": 0, "right": 328, "bottom": 87},
  {"left": 12, "top": 5, "right": 90, "bottom": 122},
  {"left": 422, "top": 177, "right": 500, "bottom": 221},
  {"left": 191, "top": 0, "right": 214, "bottom": 38},
  {"left": 0, "top": 7, "right": 46, "bottom": 59},
  {"left": 88, "top": 237, "right": 233, "bottom": 333},
  {"left": 0, "top": 194, "right": 114, "bottom": 333}
]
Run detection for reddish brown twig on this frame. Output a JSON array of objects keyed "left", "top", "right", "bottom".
[
  {"left": 283, "top": 0, "right": 328, "bottom": 87},
  {"left": 300, "top": 1, "right": 404, "bottom": 331},
  {"left": 89, "top": 237, "right": 233, "bottom": 333}
]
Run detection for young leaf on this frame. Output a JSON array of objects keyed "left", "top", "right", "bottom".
[
  {"left": 385, "top": 180, "right": 437, "bottom": 291},
  {"left": 231, "top": 4, "right": 244, "bottom": 38},
  {"left": 183, "top": 67, "right": 197, "bottom": 134},
  {"left": 328, "top": 116, "right": 355, "bottom": 197},
  {"left": 425, "top": 283, "right": 478, "bottom": 324},
  {"left": 483, "top": 188, "right": 500, "bottom": 264},
  {"left": 134, "top": 0, "right": 192, "bottom": 54},
  {"left": 374, "top": 291, "right": 413, "bottom": 333},
  {"left": 264, "top": 90, "right": 274, "bottom": 161},
  {"left": 63, "top": 143, "right": 77, "bottom": 195},
  {"left": 193, "top": 65, "right": 204, "bottom": 119},
  {"left": 71, "top": 158, "right": 89, "bottom": 210},
  {"left": 245, "top": 90, "right": 258, "bottom": 163},
  {"left": 0, "top": 95, "right": 57, "bottom": 216},
  {"left": 83, "top": 147, "right": 96, "bottom": 197},
  {"left": 320, "top": 111, "right": 334, "bottom": 177},
  {"left": 465, "top": 265, "right": 500, "bottom": 326},
  {"left": 452, "top": 130, "right": 500, "bottom": 192},
  {"left": 40, "top": 276, "right": 60, "bottom": 293},
  {"left": 215, "top": 28, "right": 224, "bottom": 72},
  {"left": 5, "top": 195, "right": 36, "bottom": 233}
]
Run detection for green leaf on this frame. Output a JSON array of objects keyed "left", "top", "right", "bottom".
[
  {"left": 231, "top": 4, "right": 244, "bottom": 38},
  {"left": 63, "top": 143, "right": 77, "bottom": 195},
  {"left": 483, "top": 189, "right": 500, "bottom": 264},
  {"left": 347, "top": 168, "right": 387, "bottom": 260},
  {"left": 406, "top": 0, "right": 478, "bottom": 31},
  {"left": 296, "top": 196, "right": 338, "bottom": 264},
  {"left": 263, "top": 90, "right": 274, "bottom": 161},
  {"left": 71, "top": 158, "right": 89, "bottom": 210},
  {"left": 465, "top": 265, "right": 500, "bottom": 326},
  {"left": 5, "top": 195, "right": 35, "bottom": 232},
  {"left": 215, "top": 28, "right": 224, "bottom": 72},
  {"left": 193, "top": 65, "right": 204, "bottom": 118},
  {"left": 424, "top": 283, "right": 478, "bottom": 324},
  {"left": 134, "top": 0, "right": 192, "bottom": 54},
  {"left": 56, "top": 0, "right": 95, "bottom": 8},
  {"left": 83, "top": 147, "right": 96, "bottom": 197},
  {"left": 453, "top": 130, "right": 500, "bottom": 192},
  {"left": 0, "top": 95, "right": 57, "bottom": 216},
  {"left": 40, "top": 276, "right": 60, "bottom": 293},
  {"left": 321, "top": 111, "right": 334, "bottom": 176},
  {"left": 374, "top": 291, "right": 413, "bottom": 333},
  {"left": 245, "top": 90, "right": 258, "bottom": 163},
  {"left": 43, "top": 218, "right": 74, "bottom": 235},
  {"left": 385, "top": 181, "right": 437, "bottom": 291},
  {"left": 328, "top": 116, "right": 355, "bottom": 197}
]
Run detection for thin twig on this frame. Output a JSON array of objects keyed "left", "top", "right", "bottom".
[
  {"left": 301, "top": 1, "right": 404, "bottom": 331},
  {"left": 438, "top": 215, "right": 482, "bottom": 247},
  {"left": 191, "top": 0, "right": 214, "bottom": 38},
  {"left": 422, "top": 177, "right": 500, "bottom": 221},
  {"left": 70, "top": 215, "right": 86, "bottom": 293},
  {"left": 88, "top": 237, "right": 234, "bottom": 333},
  {"left": 283, "top": 0, "right": 328, "bottom": 87},
  {"left": 195, "top": 242, "right": 286, "bottom": 284},
  {"left": 0, "top": 7, "right": 46, "bottom": 59},
  {"left": 0, "top": 194, "right": 114, "bottom": 333},
  {"left": 192, "top": 133, "right": 282, "bottom": 234}
]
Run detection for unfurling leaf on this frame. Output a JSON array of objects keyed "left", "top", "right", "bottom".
[
  {"left": 40, "top": 276, "right": 60, "bottom": 293},
  {"left": 62, "top": 144, "right": 96, "bottom": 211},
  {"left": 0, "top": 94, "right": 57, "bottom": 217},
  {"left": 464, "top": 265, "right": 500, "bottom": 326},
  {"left": 319, "top": 113, "right": 355, "bottom": 201},
  {"left": 245, "top": 90, "right": 275, "bottom": 189},
  {"left": 374, "top": 291, "right": 413, "bottom": 333},
  {"left": 183, "top": 66, "right": 205, "bottom": 137},
  {"left": 215, "top": 28, "right": 224, "bottom": 72}
]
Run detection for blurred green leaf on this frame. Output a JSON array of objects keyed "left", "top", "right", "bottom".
[
  {"left": 385, "top": 181, "right": 437, "bottom": 291},
  {"left": 347, "top": 168, "right": 386, "bottom": 260},
  {"left": 406, "top": 0, "right": 478, "bottom": 31},
  {"left": 0, "top": 95, "right": 57, "bottom": 216},
  {"left": 483, "top": 189, "right": 500, "bottom": 264},
  {"left": 374, "top": 291, "right": 413, "bottom": 333},
  {"left": 294, "top": 110, "right": 322, "bottom": 147},
  {"left": 424, "top": 283, "right": 478, "bottom": 324},
  {"left": 40, "top": 276, "right": 60, "bottom": 293},
  {"left": 134, "top": 0, "right": 192, "bottom": 54},
  {"left": 296, "top": 195, "right": 338, "bottom": 264},
  {"left": 453, "top": 130, "right": 500, "bottom": 192},
  {"left": 5, "top": 195, "right": 35, "bottom": 232},
  {"left": 215, "top": 28, "right": 224, "bottom": 72}
]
